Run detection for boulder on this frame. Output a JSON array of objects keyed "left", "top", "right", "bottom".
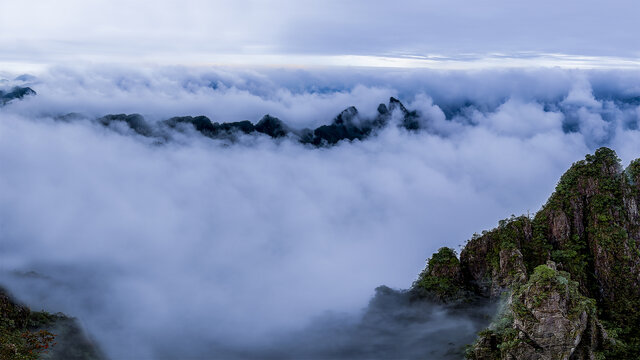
[{"left": 469, "top": 265, "right": 605, "bottom": 360}]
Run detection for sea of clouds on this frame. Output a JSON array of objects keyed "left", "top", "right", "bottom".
[{"left": 1, "top": 66, "right": 640, "bottom": 358}]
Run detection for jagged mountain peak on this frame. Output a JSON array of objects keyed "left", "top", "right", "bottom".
[
  {"left": 333, "top": 106, "right": 359, "bottom": 125},
  {"left": 4, "top": 88, "right": 425, "bottom": 146},
  {"left": 77, "top": 97, "right": 423, "bottom": 146},
  {"left": 255, "top": 114, "right": 289, "bottom": 138},
  {"left": 389, "top": 96, "right": 408, "bottom": 114},
  {"left": 0, "top": 86, "right": 36, "bottom": 106}
]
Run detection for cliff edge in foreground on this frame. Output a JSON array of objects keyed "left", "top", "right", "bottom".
[
  {"left": 413, "top": 147, "right": 640, "bottom": 359},
  {"left": 0, "top": 287, "right": 104, "bottom": 360}
]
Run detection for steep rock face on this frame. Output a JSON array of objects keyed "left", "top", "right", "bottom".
[
  {"left": 537, "top": 148, "right": 640, "bottom": 316},
  {"left": 492, "top": 248, "right": 527, "bottom": 298},
  {"left": 414, "top": 148, "right": 640, "bottom": 358},
  {"left": 413, "top": 247, "right": 466, "bottom": 301},
  {"left": 506, "top": 263, "right": 599, "bottom": 360},
  {"left": 332, "top": 106, "right": 359, "bottom": 125},
  {"left": 389, "top": 97, "right": 420, "bottom": 130},
  {"left": 515, "top": 148, "right": 640, "bottom": 359},
  {"left": 460, "top": 216, "right": 533, "bottom": 298},
  {"left": 469, "top": 264, "right": 603, "bottom": 360}
]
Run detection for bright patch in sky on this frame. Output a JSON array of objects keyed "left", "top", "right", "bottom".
[{"left": 1, "top": 0, "right": 638, "bottom": 67}]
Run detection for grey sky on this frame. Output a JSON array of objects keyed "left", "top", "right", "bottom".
[{"left": 1, "top": 0, "right": 639, "bottom": 66}]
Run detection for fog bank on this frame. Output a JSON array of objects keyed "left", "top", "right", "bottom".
[{"left": 1, "top": 66, "right": 640, "bottom": 358}]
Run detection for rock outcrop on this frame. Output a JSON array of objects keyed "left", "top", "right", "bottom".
[
  {"left": 460, "top": 216, "right": 532, "bottom": 298},
  {"left": 413, "top": 148, "right": 640, "bottom": 358},
  {"left": 389, "top": 96, "right": 420, "bottom": 130},
  {"left": 312, "top": 106, "right": 370, "bottom": 145},
  {"left": 413, "top": 247, "right": 466, "bottom": 301},
  {"left": 0, "top": 288, "right": 104, "bottom": 360},
  {"left": 470, "top": 263, "right": 605, "bottom": 359}
]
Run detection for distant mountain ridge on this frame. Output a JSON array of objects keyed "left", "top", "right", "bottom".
[
  {"left": 1, "top": 86, "right": 422, "bottom": 146},
  {"left": 93, "top": 96, "right": 421, "bottom": 146},
  {"left": 4, "top": 82, "right": 640, "bottom": 150},
  {"left": 0, "top": 86, "right": 36, "bottom": 106}
]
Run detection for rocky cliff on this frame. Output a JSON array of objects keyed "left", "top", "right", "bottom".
[
  {"left": 413, "top": 147, "right": 640, "bottom": 359},
  {"left": 0, "top": 288, "right": 104, "bottom": 360}
]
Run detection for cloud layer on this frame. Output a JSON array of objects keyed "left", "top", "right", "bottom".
[
  {"left": 1, "top": 66, "right": 640, "bottom": 358},
  {"left": 1, "top": 0, "right": 639, "bottom": 64}
]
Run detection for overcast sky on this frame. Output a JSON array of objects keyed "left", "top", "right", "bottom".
[{"left": 1, "top": 0, "right": 639, "bottom": 67}]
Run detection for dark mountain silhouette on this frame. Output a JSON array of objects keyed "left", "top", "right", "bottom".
[
  {"left": 0, "top": 86, "right": 36, "bottom": 106},
  {"left": 94, "top": 97, "right": 423, "bottom": 146}
]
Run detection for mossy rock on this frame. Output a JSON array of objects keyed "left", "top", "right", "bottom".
[
  {"left": 413, "top": 247, "right": 466, "bottom": 302},
  {"left": 469, "top": 264, "right": 604, "bottom": 359}
]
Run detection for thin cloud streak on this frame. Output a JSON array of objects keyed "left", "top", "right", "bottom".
[{"left": 1, "top": 0, "right": 638, "bottom": 66}]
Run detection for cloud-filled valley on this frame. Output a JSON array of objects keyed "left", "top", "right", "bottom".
[{"left": 2, "top": 66, "right": 640, "bottom": 358}]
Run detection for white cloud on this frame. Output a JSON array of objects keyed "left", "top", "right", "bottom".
[
  {"left": 561, "top": 78, "right": 602, "bottom": 109},
  {"left": 475, "top": 98, "right": 564, "bottom": 137},
  {"left": 1, "top": 66, "right": 640, "bottom": 358}
]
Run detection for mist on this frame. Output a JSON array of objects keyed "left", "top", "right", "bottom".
[{"left": 1, "top": 66, "right": 640, "bottom": 359}]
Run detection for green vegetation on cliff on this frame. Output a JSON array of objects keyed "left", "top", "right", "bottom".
[
  {"left": 415, "top": 148, "right": 640, "bottom": 359},
  {"left": 414, "top": 247, "right": 465, "bottom": 301},
  {"left": 0, "top": 290, "right": 57, "bottom": 360},
  {"left": 0, "top": 289, "right": 105, "bottom": 360},
  {"left": 468, "top": 264, "right": 601, "bottom": 359}
]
